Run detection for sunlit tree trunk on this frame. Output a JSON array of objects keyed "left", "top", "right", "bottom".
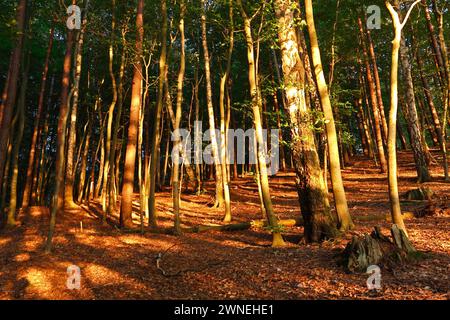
[
  {"left": 45, "top": 26, "right": 75, "bottom": 253},
  {"left": 148, "top": 0, "right": 167, "bottom": 228},
  {"left": 421, "top": 0, "right": 446, "bottom": 85},
  {"left": 102, "top": 0, "right": 118, "bottom": 218},
  {"left": 66, "top": 1, "right": 89, "bottom": 208},
  {"left": 386, "top": 0, "right": 421, "bottom": 236},
  {"left": 305, "top": 0, "right": 353, "bottom": 232},
  {"left": 238, "top": 0, "right": 285, "bottom": 247},
  {"left": 108, "top": 28, "right": 127, "bottom": 212},
  {"left": 220, "top": 0, "right": 234, "bottom": 222},
  {"left": 358, "top": 18, "right": 388, "bottom": 173},
  {"left": 172, "top": 0, "right": 186, "bottom": 235},
  {"left": 77, "top": 110, "right": 91, "bottom": 203},
  {"left": 366, "top": 25, "right": 388, "bottom": 142},
  {"left": 275, "top": 0, "right": 338, "bottom": 242},
  {"left": 201, "top": 0, "right": 225, "bottom": 209},
  {"left": 120, "top": 0, "right": 144, "bottom": 229}
]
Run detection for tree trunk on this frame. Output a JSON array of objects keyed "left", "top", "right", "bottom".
[
  {"left": 0, "top": 0, "right": 27, "bottom": 195},
  {"left": 201, "top": 0, "right": 225, "bottom": 209},
  {"left": 386, "top": 0, "right": 421, "bottom": 236},
  {"left": 172, "top": 0, "right": 186, "bottom": 235},
  {"left": 45, "top": 27, "right": 75, "bottom": 253},
  {"left": 120, "top": 0, "right": 144, "bottom": 229},
  {"left": 148, "top": 0, "right": 167, "bottom": 228},
  {"left": 220, "top": 0, "right": 234, "bottom": 222},
  {"left": 396, "top": 1, "right": 431, "bottom": 183},
  {"left": 66, "top": 1, "right": 89, "bottom": 208},
  {"left": 275, "top": 0, "right": 338, "bottom": 242},
  {"left": 238, "top": 0, "right": 285, "bottom": 247},
  {"left": 305, "top": 0, "right": 353, "bottom": 231},
  {"left": 22, "top": 25, "right": 54, "bottom": 209},
  {"left": 102, "top": 0, "right": 118, "bottom": 218},
  {"left": 358, "top": 18, "right": 388, "bottom": 173},
  {"left": 366, "top": 25, "right": 389, "bottom": 142},
  {"left": 7, "top": 52, "right": 29, "bottom": 226}
]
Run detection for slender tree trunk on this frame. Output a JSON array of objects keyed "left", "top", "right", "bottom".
[
  {"left": 201, "top": 0, "right": 225, "bottom": 208},
  {"left": 66, "top": 2, "right": 89, "bottom": 207},
  {"left": 148, "top": 0, "right": 167, "bottom": 228},
  {"left": 45, "top": 27, "right": 75, "bottom": 253},
  {"left": 120, "top": 0, "right": 144, "bottom": 229},
  {"left": 0, "top": 0, "right": 27, "bottom": 195},
  {"left": 220, "top": 0, "right": 234, "bottom": 222},
  {"left": 238, "top": 0, "right": 285, "bottom": 247},
  {"left": 386, "top": 0, "right": 421, "bottom": 236},
  {"left": 366, "top": 25, "right": 389, "bottom": 142},
  {"left": 102, "top": 0, "right": 118, "bottom": 218},
  {"left": 429, "top": 1, "right": 449, "bottom": 180},
  {"left": 305, "top": 0, "right": 353, "bottom": 231},
  {"left": 7, "top": 53, "right": 29, "bottom": 226},
  {"left": 417, "top": 55, "right": 443, "bottom": 143},
  {"left": 109, "top": 28, "right": 127, "bottom": 213},
  {"left": 22, "top": 25, "right": 54, "bottom": 209},
  {"left": 358, "top": 18, "right": 388, "bottom": 173},
  {"left": 172, "top": 0, "right": 186, "bottom": 235},
  {"left": 421, "top": 0, "right": 446, "bottom": 85},
  {"left": 78, "top": 112, "right": 91, "bottom": 203},
  {"left": 396, "top": 1, "right": 431, "bottom": 183}
]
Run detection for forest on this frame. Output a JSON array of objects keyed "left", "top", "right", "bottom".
[{"left": 0, "top": 0, "right": 449, "bottom": 300}]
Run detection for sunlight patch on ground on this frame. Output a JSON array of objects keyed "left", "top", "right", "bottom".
[
  {"left": 14, "top": 253, "right": 30, "bottom": 262},
  {"left": 22, "top": 268, "right": 56, "bottom": 297}
]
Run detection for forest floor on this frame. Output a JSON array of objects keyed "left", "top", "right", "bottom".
[{"left": 0, "top": 150, "right": 449, "bottom": 300}]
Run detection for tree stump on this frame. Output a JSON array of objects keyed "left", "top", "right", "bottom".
[
  {"left": 404, "top": 187, "right": 434, "bottom": 201},
  {"left": 338, "top": 225, "right": 417, "bottom": 273}
]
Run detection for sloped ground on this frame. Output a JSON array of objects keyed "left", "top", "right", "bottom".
[{"left": 0, "top": 151, "right": 449, "bottom": 300}]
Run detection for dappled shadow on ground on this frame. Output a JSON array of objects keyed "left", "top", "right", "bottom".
[{"left": 0, "top": 150, "right": 449, "bottom": 299}]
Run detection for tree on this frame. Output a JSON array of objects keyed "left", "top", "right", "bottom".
[
  {"left": 304, "top": 0, "right": 353, "bottom": 232},
  {"left": 237, "top": 0, "right": 285, "bottom": 247},
  {"left": 395, "top": 0, "right": 431, "bottom": 183},
  {"left": 200, "top": 0, "right": 226, "bottom": 210},
  {"left": 274, "top": 0, "right": 338, "bottom": 242},
  {"left": 386, "top": 0, "right": 422, "bottom": 236},
  {"left": 0, "top": 0, "right": 27, "bottom": 201},
  {"left": 120, "top": 0, "right": 144, "bottom": 229},
  {"left": 22, "top": 25, "right": 54, "bottom": 209},
  {"left": 148, "top": 0, "right": 167, "bottom": 228},
  {"left": 45, "top": 10, "right": 75, "bottom": 252}
]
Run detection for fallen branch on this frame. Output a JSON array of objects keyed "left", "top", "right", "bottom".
[{"left": 182, "top": 217, "right": 304, "bottom": 233}]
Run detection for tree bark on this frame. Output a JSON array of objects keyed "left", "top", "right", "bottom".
[
  {"left": 45, "top": 26, "right": 75, "bottom": 253},
  {"left": 305, "top": 0, "right": 353, "bottom": 231},
  {"left": 358, "top": 18, "right": 388, "bottom": 173},
  {"left": 201, "top": 0, "right": 225, "bottom": 209},
  {"left": 386, "top": 0, "right": 421, "bottom": 236},
  {"left": 238, "top": 0, "right": 285, "bottom": 247},
  {"left": 395, "top": 1, "right": 431, "bottom": 183},
  {"left": 22, "top": 25, "right": 54, "bottom": 209},
  {"left": 0, "top": 0, "right": 27, "bottom": 196},
  {"left": 275, "top": 0, "right": 338, "bottom": 242},
  {"left": 66, "top": 1, "right": 89, "bottom": 207},
  {"left": 120, "top": 0, "right": 144, "bottom": 229},
  {"left": 148, "top": 0, "right": 167, "bottom": 228}
]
